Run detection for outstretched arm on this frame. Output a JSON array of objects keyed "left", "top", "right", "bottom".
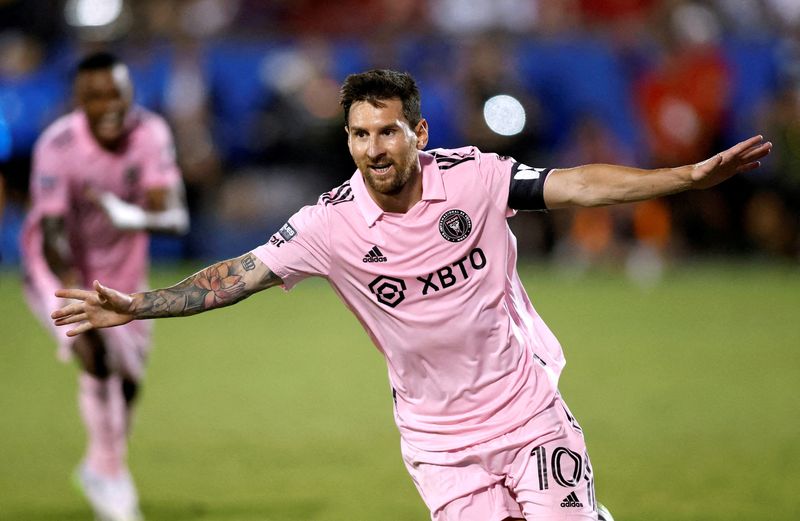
[
  {"left": 52, "top": 252, "right": 282, "bottom": 337},
  {"left": 543, "top": 135, "right": 772, "bottom": 209}
]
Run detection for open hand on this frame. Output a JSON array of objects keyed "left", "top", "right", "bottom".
[
  {"left": 51, "top": 280, "right": 136, "bottom": 336},
  {"left": 691, "top": 135, "right": 772, "bottom": 189}
]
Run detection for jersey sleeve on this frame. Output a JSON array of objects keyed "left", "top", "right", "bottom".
[
  {"left": 475, "top": 150, "right": 552, "bottom": 214},
  {"left": 250, "top": 204, "right": 331, "bottom": 290},
  {"left": 29, "top": 134, "right": 71, "bottom": 217},
  {"left": 138, "top": 116, "right": 182, "bottom": 191}
]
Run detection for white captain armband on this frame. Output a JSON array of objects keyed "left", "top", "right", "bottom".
[{"left": 508, "top": 162, "right": 552, "bottom": 211}]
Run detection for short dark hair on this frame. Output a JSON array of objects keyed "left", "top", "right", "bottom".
[
  {"left": 75, "top": 51, "right": 123, "bottom": 76},
  {"left": 339, "top": 69, "right": 421, "bottom": 127}
]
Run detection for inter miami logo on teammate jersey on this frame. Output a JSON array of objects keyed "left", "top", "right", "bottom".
[
  {"left": 125, "top": 165, "right": 141, "bottom": 186},
  {"left": 438, "top": 209, "right": 472, "bottom": 243},
  {"left": 39, "top": 175, "right": 57, "bottom": 194}
]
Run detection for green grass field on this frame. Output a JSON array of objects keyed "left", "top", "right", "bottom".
[{"left": 1, "top": 261, "right": 798, "bottom": 520}]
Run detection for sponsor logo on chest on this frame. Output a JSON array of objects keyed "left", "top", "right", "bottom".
[{"left": 366, "top": 247, "right": 487, "bottom": 307}]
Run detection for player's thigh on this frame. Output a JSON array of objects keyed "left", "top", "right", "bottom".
[
  {"left": 510, "top": 397, "right": 598, "bottom": 520},
  {"left": 25, "top": 282, "right": 147, "bottom": 380},
  {"left": 23, "top": 270, "right": 109, "bottom": 378},
  {"left": 98, "top": 321, "right": 152, "bottom": 382},
  {"left": 71, "top": 330, "right": 110, "bottom": 377},
  {"left": 430, "top": 482, "right": 524, "bottom": 521},
  {"left": 402, "top": 442, "right": 523, "bottom": 521}
]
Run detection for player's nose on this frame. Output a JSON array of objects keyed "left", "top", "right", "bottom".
[{"left": 366, "top": 136, "right": 386, "bottom": 159}]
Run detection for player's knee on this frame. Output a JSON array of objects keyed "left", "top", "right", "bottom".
[
  {"left": 121, "top": 378, "right": 139, "bottom": 405},
  {"left": 71, "top": 331, "right": 110, "bottom": 378}
]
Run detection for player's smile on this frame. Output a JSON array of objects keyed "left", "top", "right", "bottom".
[
  {"left": 369, "top": 162, "right": 393, "bottom": 175},
  {"left": 95, "top": 110, "right": 126, "bottom": 142}
]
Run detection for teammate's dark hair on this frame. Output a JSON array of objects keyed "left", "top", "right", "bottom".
[
  {"left": 339, "top": 69, "right": 421, "bottom": 127},
  {"left": 75, "top": 51, "right": 123, "bottom": 76}
]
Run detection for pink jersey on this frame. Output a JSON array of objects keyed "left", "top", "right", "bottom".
[
  {"left": 252, "top": 148, "right": 566, "bottom": 451},
  {"left": 21, "top": 108, "right": 182, "bottom": 293}
]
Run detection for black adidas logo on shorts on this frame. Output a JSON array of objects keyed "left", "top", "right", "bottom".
[{"left": 560, "top": 491, "right": 583, "bottom": 508}]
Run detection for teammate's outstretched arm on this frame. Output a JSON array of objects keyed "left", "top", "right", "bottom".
[
  {"left": 51, "top": 252, "right": 282, "bottom": 337},
  {"left": 543, "top": 134, "right": 772, "bottom": 209}
]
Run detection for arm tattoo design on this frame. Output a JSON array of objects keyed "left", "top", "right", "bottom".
[
  {"left": 134, "top": 254, "right": 279, "bottom": 319},
  {"left": 241, "top": 255, "right": 256, "bottom": 271}
]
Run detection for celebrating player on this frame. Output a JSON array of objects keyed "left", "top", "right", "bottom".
[
  {"left": 52, "top": 70, "right": 770, "bottom": 521},
  {"left": 22, "top": 52, "right": 188, "bottom": 521}
]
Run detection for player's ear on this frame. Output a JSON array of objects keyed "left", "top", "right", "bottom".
[{"left": 415, "top": 118, "right": 428, "bottom": 150}]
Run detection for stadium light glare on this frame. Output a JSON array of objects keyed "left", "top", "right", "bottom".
[
  {"left": 65, "top": 0, "right": 123, "bottom": 27},
  {"left": 483, "top": 94, "right": 526, "bottom": 137}
]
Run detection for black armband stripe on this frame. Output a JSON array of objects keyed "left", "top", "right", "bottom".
[{"left": 508, "top": 162, "right": 552, "bottom": 211}]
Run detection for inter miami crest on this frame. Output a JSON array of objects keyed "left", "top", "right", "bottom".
[{"left": 438, "top": 209, "right": 472, "bottom": 243}]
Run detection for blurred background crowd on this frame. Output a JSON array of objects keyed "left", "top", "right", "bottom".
[{"left": 1, "top": 0, "right": 798, "bottom": 278}]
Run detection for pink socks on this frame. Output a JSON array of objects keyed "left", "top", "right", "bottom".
[{"left": 78, "top": 373, "right": 129, "bottom": 477}]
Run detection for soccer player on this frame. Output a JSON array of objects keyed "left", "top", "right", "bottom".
[
  {"left": 22, "top": 52, "right": 188, "bottom": 521},
  {"left": 52, "top": 70, "right": 770, "bottom": 521}
]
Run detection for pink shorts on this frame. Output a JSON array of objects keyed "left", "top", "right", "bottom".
[
  {"left": 24, "top": 269, "right": 152, "bottom": 381},
  {"left": 401, "top": 394, "right": 598, "bottom": 521}
]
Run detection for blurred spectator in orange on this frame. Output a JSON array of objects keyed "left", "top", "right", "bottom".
[
  {"left": 632, "top": 3, "right": 750, "bottom": 260},
  {"left": 634, "top": 2, "right": 731, "bottom": 167}
]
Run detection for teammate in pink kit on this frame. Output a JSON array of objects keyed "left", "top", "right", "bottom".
[
  {"left": 52, "top": 70, "right": 771, "bottom": 521},
  {"left": 22, "top": 52, "right": 187, "bottom": 521}
]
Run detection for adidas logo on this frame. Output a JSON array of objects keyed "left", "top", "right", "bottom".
[
  {"left": 362, "top": 246, "right": 388, "bottom": 263},
  {"left": 560, "top": 492, "right": 583, "bottom": 508}
]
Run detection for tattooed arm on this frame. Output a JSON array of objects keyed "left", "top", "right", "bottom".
[
  {"left": 51, "top": 252, "right": 282, "bottom": 336},
  {"left": 134, "top": 252, "right": 279, "bottom": 318}
]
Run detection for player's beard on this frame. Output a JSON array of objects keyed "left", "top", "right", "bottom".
[{"left": 360, "top": 147, "right": 419, "bottom": 196}]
